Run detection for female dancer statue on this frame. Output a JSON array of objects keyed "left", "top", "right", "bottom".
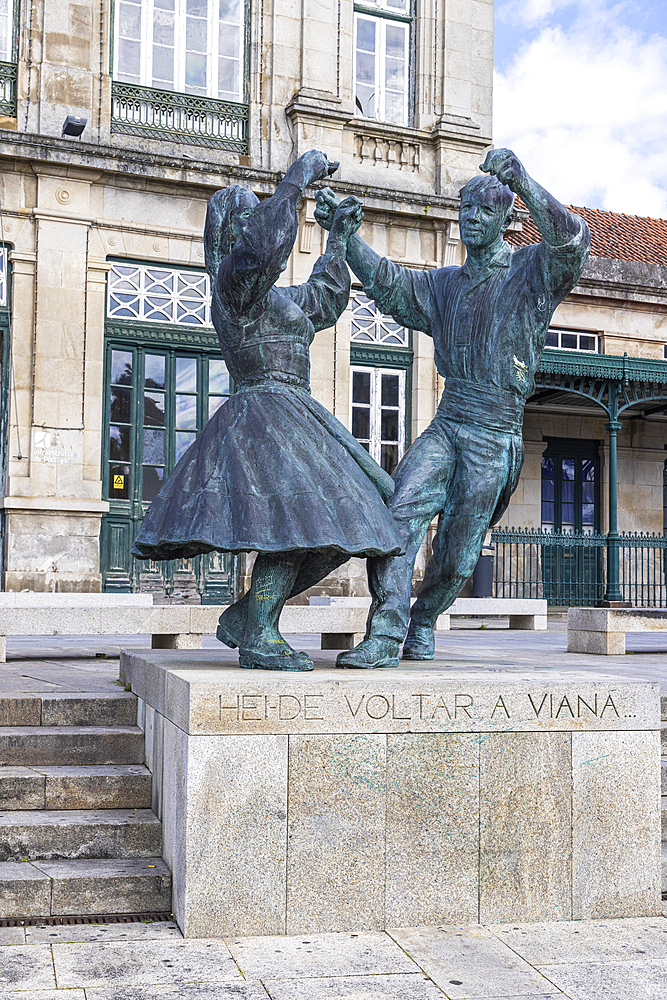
[{"left": 132, "top": 150, "right": 403, "bottom": 671}]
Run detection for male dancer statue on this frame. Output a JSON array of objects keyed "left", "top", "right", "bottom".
[{"left": 315, "top": 148, "right": 590, "bottom": 668}]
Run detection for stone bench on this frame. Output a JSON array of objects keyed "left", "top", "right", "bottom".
[
  {"left": 313, "top": 596, "right": 548, "bottom": 631},
  {"left": 568, "top": 607, "right": 667, "bottom": 655},
  {"left": 0, "top": 597, "right": 369, "bottom": 661},
  {"left": 0, "top": 593, "right": 547, "bottom": 661}
]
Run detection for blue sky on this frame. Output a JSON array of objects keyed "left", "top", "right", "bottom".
[{"left": 493, "top": 0, "right": 667, "bottom": 216}]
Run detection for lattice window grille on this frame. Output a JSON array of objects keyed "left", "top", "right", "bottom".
[
  {"left": 107, "top": 263, "right": 211, "bottom": 326},
  {"left": 350, "top": 290, "right": 408, "bottom": 346}
]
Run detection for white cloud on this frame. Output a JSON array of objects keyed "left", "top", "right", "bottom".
[{"left": 493, "top": 17, "right": 667, "bottom": 216}]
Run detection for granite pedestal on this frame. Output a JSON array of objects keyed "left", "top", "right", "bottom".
[{"left": 121, "top": 650, "right": 662, "bottom": 938}]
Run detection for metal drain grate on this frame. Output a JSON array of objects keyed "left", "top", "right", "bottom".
[{"left": 0, "top": 912, "right": 174, "bottom": 928}]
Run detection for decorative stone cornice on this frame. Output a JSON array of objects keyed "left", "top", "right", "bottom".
[
  {"left": 286, "top": 88, "right": 354, "bottom": 125},
  {"left": 431, "top": 113, "right": 490, "bottom": 154}
]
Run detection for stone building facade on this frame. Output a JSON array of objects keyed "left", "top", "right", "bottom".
[
  {"left": 0, "top": 0, "right": 492, "bottom": 596},
  {"left": 0, "top": 0, "right": 664, "bottom": 603}
]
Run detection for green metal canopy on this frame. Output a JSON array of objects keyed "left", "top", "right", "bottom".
[{"left": 531, "top": 348, "right": 667, "bottom": 604}]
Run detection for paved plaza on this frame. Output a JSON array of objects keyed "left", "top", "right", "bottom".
[
  {"left": 1, "top": 616, "right": 666, "bottom": 694},
  {"left": 1, "top": 914, "right": 667, "bottom": 999},
  {"left": 1, "top": 620, "right": 666, "bottom": 999}
]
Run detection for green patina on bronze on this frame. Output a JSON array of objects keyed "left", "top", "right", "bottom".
[
  {"left": 131, "top": 150, "right": 403, "bottom": 671},
  {"left": 134, "top": 146, "right": 590, "bottom": 672},
  {"left": 315, "top": 148, "right": 591, "bottom": 668}
]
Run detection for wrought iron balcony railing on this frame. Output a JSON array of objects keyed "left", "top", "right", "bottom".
[
  {"left": 111, "top": 81, "right": 249, "bottom": 152},
  {"left": 0, "top": 61, "right": 17, "bottom": 119}
]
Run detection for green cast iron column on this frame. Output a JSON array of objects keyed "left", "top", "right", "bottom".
[{"left": 603, "top": 405, "right": 623, "bottom": 604}]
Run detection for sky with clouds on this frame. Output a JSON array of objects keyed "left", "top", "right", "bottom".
[{"left": 493, "top": 0, "right": 667, "bottom": 218}]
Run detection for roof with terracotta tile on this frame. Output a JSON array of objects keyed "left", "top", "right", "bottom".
[{"left": 505, "top": 203, "right": 667, "bottom": 266}]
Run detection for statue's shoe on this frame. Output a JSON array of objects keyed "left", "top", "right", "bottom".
[
  {"left": 238, "top": 644, "right": 314, "bottom": 672},
  {"left": 216, "top": 604, "right": 245, "bottom": 649},
  {"left": 336, "top": 636, "right": 400, "bottom": 669},
  {"left": 402, "top": 621, "right": 435, "bottom": 660}
]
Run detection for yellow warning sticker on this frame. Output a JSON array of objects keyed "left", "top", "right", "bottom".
[{"left": 113, "top": 474, "right": 125, "bottom": 489}]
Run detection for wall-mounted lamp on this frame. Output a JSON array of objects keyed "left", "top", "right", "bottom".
[{"left": 62, "top": 116, "right": 87, "bottom": 138}]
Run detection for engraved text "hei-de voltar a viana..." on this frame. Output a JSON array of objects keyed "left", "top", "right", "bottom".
[{"left": 217, "top": 690, "right": 622, "bottom": 723}]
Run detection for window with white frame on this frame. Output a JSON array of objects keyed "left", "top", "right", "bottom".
[
  {"left": 351, "top": 366, "right": 405, "bottom": 476},
  {"left": 350, "top": 289, "right": 409, "bottom": 347},
  {"left": 354, "top": 0, "right": 411, "bottom": 126},
  {"left": 0, "top": 0, "right": 15, "bottom": 63},
  {"left": 113, "top": 0, "right": 246, "bottom": 103},
  {"left": 107, "top": 262, "right": 212, "bottom": 326},
  {"left": 0, "top": 247, "right": 7, "bottom": 308},
  {"left": 545, "top": 327, "right": 599, "bottom": 353}
]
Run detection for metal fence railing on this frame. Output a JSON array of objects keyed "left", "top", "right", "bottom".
[{"left": 491, "top": 527, "right": 667, "bottom": 607}]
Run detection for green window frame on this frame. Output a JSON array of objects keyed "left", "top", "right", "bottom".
[
  {"left": 102, "top": 258, "right": 236, "bottom": 598},
  {"left": 541, "top": 438, "right": 601, "bottom": 534},
  {"left": 101, "top": 322, "right": 235, "bottom": 599},
  {"left": 104, "top": 340, "right": 231, "bottom": 506}
]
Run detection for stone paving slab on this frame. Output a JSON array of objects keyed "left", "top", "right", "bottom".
[
  {"left": 51, "top": 938, "right": 242, "bottom": 988},
  {"left": 489, "top": 915, "right": 667, "bottom": 964},
  {"left": 388, "top": 926, "right": 562, "bottom": 999},
  {"left": 0, "top": 944, "right": 56, "bottom": 991},
  {"left": 262, "top": 973, "right": 449, "bottom": 1000},
  {"left": 0, "top": 993, "right": 86, "bottom": 1000},
  {"left": 0, "top": 926, "right": 25, "bottom": 945},
  {"left": 539, "top": 957, "right": 667, "bottom": 999},
  {"left": 86, "top": 986, "right": 269, "bottom": 1000},
  {"left": 225, "top": 931, "right": 418, "bottom": 980},
  {"left": 24, "top": 920, "right": 183, "bottom": 945}
]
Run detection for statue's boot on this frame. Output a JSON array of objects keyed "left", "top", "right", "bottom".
[
  {"left": 216, "top": 598, "right": 248, "bottom": 649},
  {"left": 401, "top": 620, "right": 435, "bottom": 660},
  {"left": 239, "top": 631, "right": 314, "bottom": 672},
  {"left": 336, "top": 636, "right": 400, "bottom": 669}
]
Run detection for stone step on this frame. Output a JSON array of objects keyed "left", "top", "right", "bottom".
[
  {"left": 0, "top": 726, "right": 145, "bottom": 766},
  {"left": 0, "top": 857, "right": 171, "bottom": 919},
  {"left": 0, "top": 692, "right": 138, "bottom": 727},
  {"left": 0, "top": 808, "right": 162, "bottom": 862},
  {"left": 0, "top": 764, "right": 151, "bottom": 810}
]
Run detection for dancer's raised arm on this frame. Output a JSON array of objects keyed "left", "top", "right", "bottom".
[
  {"left": 315, "top": 187, "right": 433, "bottom": 335},
  {"left": 207, "top": 150, "right": 333, "bottom": 316},
  {"left": 480, "top": 148, "right": 590, "bottom": 294},
  {"left": 282, "top": 197, "right": 363, "bottom": 334}
]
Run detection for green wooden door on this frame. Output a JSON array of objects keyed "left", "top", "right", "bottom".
[{"left": 100, "top": 337, "right": 235, "bottom": 602}]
